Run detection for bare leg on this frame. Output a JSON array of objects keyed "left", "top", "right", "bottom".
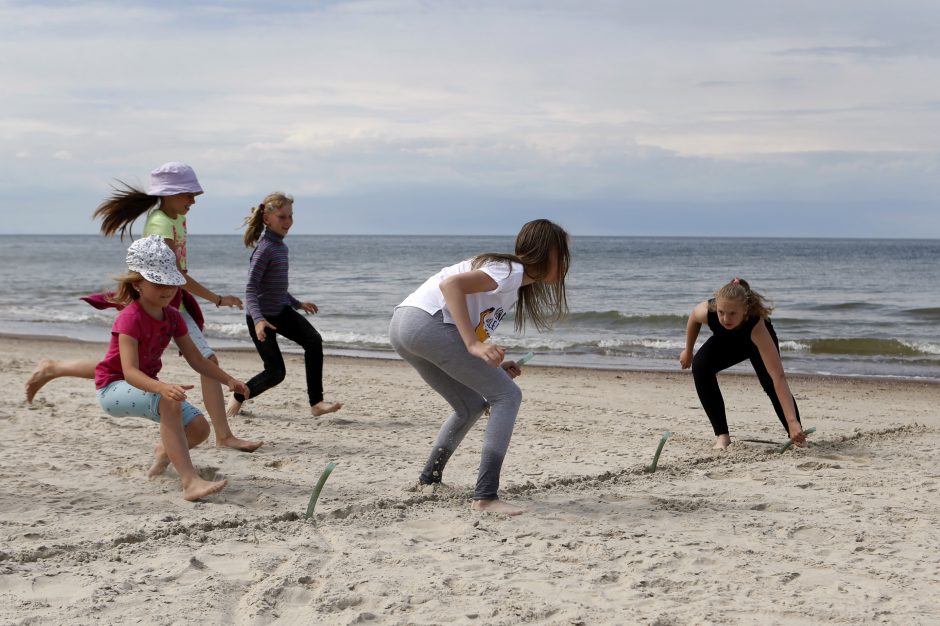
[
  {"left": 148, "top": 415, "right": 212, "bottom": 478},
  {"left": 26, "top": 359, "right": 96, "bottom": 403},
  {"left": 156, "top": 399, "right": 227, "bottom": 501},
  {"left": 713, "top": 434, "right": 732, "bottom": 449},
  {"left": 311, "top": 400, "right": 343, "bottom": 417},
  {"left": 202, "top": 355, "right": 262, "bottom": 452},
  {"left": 471, "top": 499, "right": 526, "bottom": 516}
]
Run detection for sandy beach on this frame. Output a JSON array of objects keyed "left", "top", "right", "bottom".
[{"left": 2, "top": 334, "right": 940, "bottom": 625}]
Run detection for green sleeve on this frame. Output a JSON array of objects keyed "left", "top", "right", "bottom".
[{"left": 143, "top": 211, "right": 174, "bottom": 239}]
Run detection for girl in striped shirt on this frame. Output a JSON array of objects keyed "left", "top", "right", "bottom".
[{"left": 226, "top": 192, "right": 343, "bottom": 418}]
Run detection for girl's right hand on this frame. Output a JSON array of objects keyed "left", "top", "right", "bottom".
[
  {"left": 469, "top": 341, "right": 505, "bottom": 367},
  {"left": 679, "top": 349, "right": 693, "bottom": 369},
  {"left": 159, "top": 382, "right": 194, "bottom": 402},
  {"left": 255, "top": 320, "right": 276, "bottom": 341}
]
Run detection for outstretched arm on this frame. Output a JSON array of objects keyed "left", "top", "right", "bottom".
[
  {"left": 175, "top": 333, "right": 250, "bottom": 399},
  {"left": 439, "top": 270, "right": 505, "bottom": 367},
  {"left": 679, "top": 301, "right": 708, "bottom": 369},
  {"left": 752, "top": 321, "right": 805, "bottom": 445},
  {"left": 162, "top": 238, "right": 242, "bottom": 309}
]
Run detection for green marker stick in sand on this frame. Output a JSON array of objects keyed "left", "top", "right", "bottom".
[
  {"left": 305, "top": 461, "right": 337, "bottom": 520},
  {"left": 779, "top": 426, "right": 816, "bottom": 453},
  {"left": 516, "top": 351, "right": 535, "bottom": 365},
  {"left": 647, "top": 431, "right": 672, "bottom": 473}
]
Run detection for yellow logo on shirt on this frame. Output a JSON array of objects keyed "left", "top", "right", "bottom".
[{"left": 475, "top": 307, "right": 506, "bottom": 342}]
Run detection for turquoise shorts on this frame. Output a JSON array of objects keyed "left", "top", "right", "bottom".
[{"left": 96, "top": 380, "right": 201, "bottom": 426}]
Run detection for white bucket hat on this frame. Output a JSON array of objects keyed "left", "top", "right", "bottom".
[
  {"left": 126, "top": 235, "right": 187, "bottom": 286},
  {"left": 147, "top": 162, "right": 204, "bottom": 197}
]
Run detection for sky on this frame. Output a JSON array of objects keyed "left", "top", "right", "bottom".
[{"left": 1, "top": 0, "right": 938, "bottom": 237}]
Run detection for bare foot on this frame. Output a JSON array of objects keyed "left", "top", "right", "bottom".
[
  {"left": 25, "top": 359, "right": 56, "bottom": 403},
  {"left": 226, "top": 398, "right": 242, "bottom": 417},
  {"left": 713, "top": 434, "right": 732, "bottom": 450},
  {"left": 148, "top": 443, "right": 171, "bottom": 478},
  {"left": 471, "top": 499, "right": 526, "bottom": 516},
  {"left": 311, "top": 401, "right": 343, "bottom": 417},
  {"left": 181, "top": 477, "right": 228, "bottom": 501},
  {"left": 216, "top": 434, "right": 263, "bottom": 452}
]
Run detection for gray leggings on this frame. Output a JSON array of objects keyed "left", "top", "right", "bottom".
[{"left": 389, "top": 306, "right": 522, "bottom": 500}]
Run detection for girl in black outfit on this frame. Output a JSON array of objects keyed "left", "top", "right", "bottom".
[{"left": 679, "top": 278, "right": 806, "bottom": 449}]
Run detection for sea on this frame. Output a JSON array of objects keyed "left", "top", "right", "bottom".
[{"left": 1, "top": 235, "right": 938, "bottom": 381}]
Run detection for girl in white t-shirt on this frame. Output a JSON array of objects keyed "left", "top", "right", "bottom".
[{"left": 389, "top": 219, "right": 570, "bottom": 516}]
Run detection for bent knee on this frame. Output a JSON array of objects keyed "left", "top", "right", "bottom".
[
  {"left": 493, "top": 381, "right": 522, "bottom": 409},
  {"left": 158, "top": 397, "right": 184, "bottom": 419},
  {"left": 269, "top": 368, "right": 287, "bottom": 386},
  {"left": 187, "top": 415, "right": 211, "bottom": 439}
]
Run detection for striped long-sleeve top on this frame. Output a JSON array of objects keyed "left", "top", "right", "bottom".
[{"left": 245, "top": 230, "right": 301, "bottom": 324}]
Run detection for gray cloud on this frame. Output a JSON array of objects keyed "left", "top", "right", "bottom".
[{"left": 1, "top": 0, "right": 937, "bottom": 236}]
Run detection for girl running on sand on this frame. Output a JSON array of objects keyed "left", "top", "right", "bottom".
[
  {"left": 96, "top": 236, "right": 249, "bottom": 500},
  {"left": 679, "top": 278, "right": 806, "bottom": 449},
  {"left": 389, "top": 219, "right": 570, "bottom": 516},
  {"left": 225, "top": 192, "right": 342, "bottom": 418}
]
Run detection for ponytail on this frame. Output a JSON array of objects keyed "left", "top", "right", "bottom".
[{"left": 92, "top": 181, "right": 160, "bottom": 240}]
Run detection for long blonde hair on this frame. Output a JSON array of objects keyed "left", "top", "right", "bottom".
[
  {"left": 241, "top": 192, "right": 294, "bottom": 248},
  {"left": 711, "top": 277, "right": 773, "bottom": 319},
  {"left": 472, "top": 218, "right": 570, "bottom": 332},
  {"left": 106, "top": 271, "right": 146, "bottom": 306}
]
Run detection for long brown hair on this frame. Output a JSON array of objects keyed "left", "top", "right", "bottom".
[
  {"left": 711, "top": 277, "right": 773, "bottom": 319},
  {"left": 241, "top": 192, "right": 294, "bottom": 248},
  {"left": 472, "top": 218, "right": 570, "bottom": 332},
  {"left": 91, "top": 182, "right": 162, "bottom": 240}
]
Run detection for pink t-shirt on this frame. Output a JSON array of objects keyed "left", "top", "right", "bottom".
[{"left": 95, "top": 300, "right": 188, "bottom": 389}]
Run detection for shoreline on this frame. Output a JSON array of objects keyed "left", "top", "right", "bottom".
[{"left": 6, "top": 331, "right": 939, "bottom": 387}]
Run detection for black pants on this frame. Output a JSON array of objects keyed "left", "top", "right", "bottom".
[
  {"left": 234, "top": 306, "right": 324, "bottom": 406},
  {"left": 691, "top": 324, "right": 800, "bottom": 436}
]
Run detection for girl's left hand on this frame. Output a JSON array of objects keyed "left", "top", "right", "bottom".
[
  {"left": 788, "top": 422, "right": 806, "bottom": 447},
  {"left": 300, "top": 302, "right": 319, "bottom": 315},
  {"left": 219, "top": 295, "right": 244, "bottom": 310},
  {"left": 501, "top": 361, "right": 522, "bottom": 379}
]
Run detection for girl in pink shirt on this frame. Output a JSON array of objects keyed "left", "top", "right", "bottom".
[{"left": 97, "top": 236, "right": 250, "bottom": 501}]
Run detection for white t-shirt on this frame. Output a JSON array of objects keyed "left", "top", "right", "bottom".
[{"left": 399, "top": 259, "right": 524, "bottom": 341}]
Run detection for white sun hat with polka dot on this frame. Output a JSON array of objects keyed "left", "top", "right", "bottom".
[{"left": 126, "top": 235, "right": 186, "bottom": 286}]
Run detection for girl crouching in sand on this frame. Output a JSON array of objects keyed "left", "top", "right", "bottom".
[
  {"left": 679, "top": 278, "right": 806, "bottom": 450},
  {"left": 389, "top": 219, "right": 570, "bottom": 516},
  {"left": 96, "top": 236, "right": 250, "bottom": 501},
  {"left": 226, "top": 193, "right": 342, "bottom": 419}
]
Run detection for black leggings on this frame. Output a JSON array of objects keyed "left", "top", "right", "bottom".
[
  {"left": 691, "top": 328, "right": 800, "bottom": 437},
  {"left": 233, "top": 306, "right": 325, "bottom": 406}
]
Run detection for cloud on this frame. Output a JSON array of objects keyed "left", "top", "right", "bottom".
[{"left": 0, "top": 0, "right": 937, "bottom": 236}]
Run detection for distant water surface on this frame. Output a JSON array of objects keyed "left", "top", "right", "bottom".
[{"left": 1, "top": 235, "right": 937, "bottom": 380}]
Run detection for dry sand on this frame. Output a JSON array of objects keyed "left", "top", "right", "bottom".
[{"left": 2, "top": 335, "right": 940, "bottom": 625}]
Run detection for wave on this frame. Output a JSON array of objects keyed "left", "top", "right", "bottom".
[
  {"left": 904, "top": 307, "right": 940, "bottom": 321},
  {"left": 780, "top": 338, "right": 940, "bottom": 357},
  {"left": 808, "top": 302, "right": 886, "bottom": 312},
  {"left": 559, "top": 311, "right": 686, "bottom": 330}
]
